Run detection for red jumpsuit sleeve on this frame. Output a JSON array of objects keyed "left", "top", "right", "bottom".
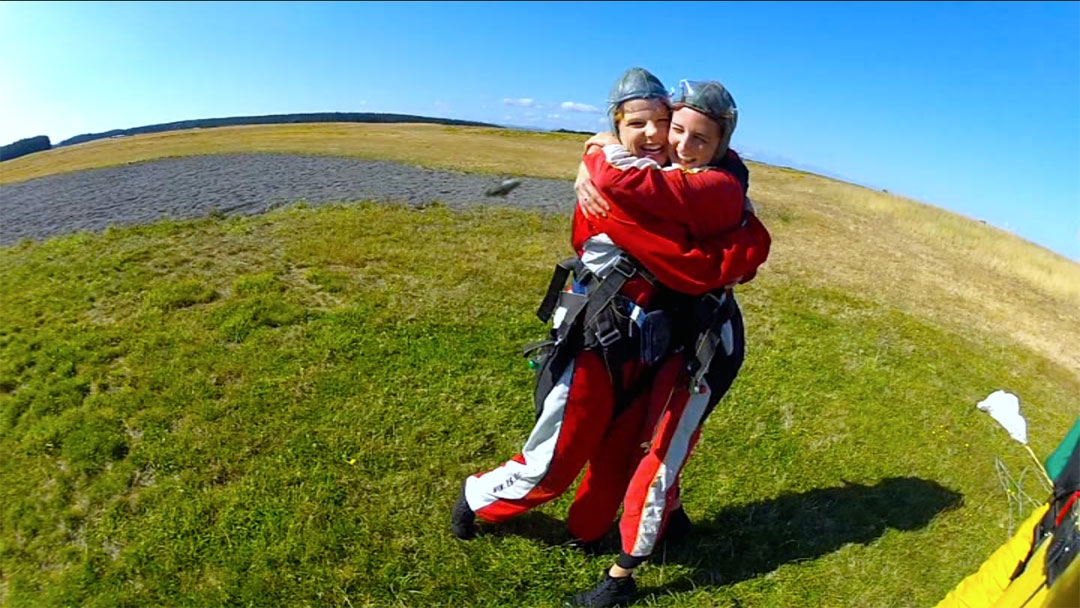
[
  {"left": 570, "top": 203, "right": 593, "bottom": 253},
  {"left": 597, "top": 211, "right": 771, "bottom": 295},
  {"left": 583, "top": 148, "right": 690, "bottom": 226},
  {"left": 583, "top": 147, "right": 745, "bottom": 242}
]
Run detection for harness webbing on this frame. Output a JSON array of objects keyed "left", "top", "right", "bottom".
[
  {"left": 528, "top": 255, "right": 739, "bottom": 424},
  {"left": 536, "top": 257, "right": 581, "bottom": 324},
  {"left": 528, "top": 255, "right": 655, "bottom": 420},
  {"left": 686, "top": 290, "right": 737, "bottom": 390}
]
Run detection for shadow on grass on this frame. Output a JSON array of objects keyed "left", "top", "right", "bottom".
[
  {"left": 469, "top": 477, "right": 962, "bottom": 603},
  {"left": 641, "top": 476, "right": 963, "bottom": 600},
  {"left": 479, "top": 510, "right": 573, "bottom": 548}
]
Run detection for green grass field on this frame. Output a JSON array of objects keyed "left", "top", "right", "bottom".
[{"left": 2, "top": 124, "right": 1078, "bottom": 607}]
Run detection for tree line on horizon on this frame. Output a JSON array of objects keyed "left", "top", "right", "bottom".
[
  {"left": 0, "top": 135, "right": 52, "bottom": 162},
  {"left": 0, "top": 112, "right": 517, "bottom": 163}
]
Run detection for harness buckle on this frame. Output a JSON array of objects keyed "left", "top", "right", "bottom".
[
  {"left": 695, "top": 288, "right": 734, "bottom": 332},
  {"left": 612, "top": 256, "right": 637, "bottom": 279},
  {"left": 595, "top": 326, "right": 622, "bottom": 348},
  {"left": 702, "top": 289, "right": 728, "bottom": 312}
]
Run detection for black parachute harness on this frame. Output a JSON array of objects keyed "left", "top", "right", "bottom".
[
  {"left": 524, "top": 254, "right": 655, "bottom": 422},
  {"left": 635, "top": 286, "right": 738, "bottom": 454},
  {"left": 686, "top": 288, "right": 738, "bottom": 391},
  {"left": 523, "top": 254, "right": 738, "bottom": 426}
]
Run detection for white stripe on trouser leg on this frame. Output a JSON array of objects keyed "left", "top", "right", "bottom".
[
  {"left": 631, "top": 380, "right": 711, "bottom": 557},
  {"left": 465, "top": 362, "right": 575, "bottom": 510}
]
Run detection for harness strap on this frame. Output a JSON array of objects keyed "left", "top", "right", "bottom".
[
  {"left": 528, "top": 254, "right": 659, "bottom": 420},
  {"left": 537, "top": 254, "right": 646, "bottom": 349},
  {"left": 582, "top": 256, "right": 638, "bottom": 339},
  {"left": 686, "top": 290, "right": 737, "bottom": 390},
  {"left": 537, "top": 257, "right": 583, "bottom": 323}
]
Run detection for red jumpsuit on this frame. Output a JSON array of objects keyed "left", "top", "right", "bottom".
[
  {"left": 572, "top": 144, "right": 770, "bottom": 566},
  {"left": 463, "top": 143, "right": 771, "bottom": 567}
]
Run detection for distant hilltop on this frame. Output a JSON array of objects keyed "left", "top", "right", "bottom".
[
  {"left": 0, "top": 112, "right": 508, "bottom": 162},
  {"left": 55, "top": 112, "right": 505, "bottom": 147}
]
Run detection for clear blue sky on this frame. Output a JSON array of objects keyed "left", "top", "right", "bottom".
[{"left": 2, "top": 1, "right": 1078, "bottom": 260}]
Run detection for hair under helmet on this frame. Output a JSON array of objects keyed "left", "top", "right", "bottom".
[
  {"left": 607, "top": 67, "right": 670, "bottom": 132},
  {"left": 671, "top": 79, "right": 738, "bottom": 162}
]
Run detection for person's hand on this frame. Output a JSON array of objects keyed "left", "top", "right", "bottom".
[
  {"left": 575, "top": 161, "right": 609, "bottom": 218},
  {"left": 583, "top": 131, "right": 620, "bottom": 154}
]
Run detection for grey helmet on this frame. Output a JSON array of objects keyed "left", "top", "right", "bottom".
[
  {"left": 671, "top": 79, "right": 738, "bottom": 162},
  {"left": 607, "top": 67, "right": 670, "bottom": 132}
]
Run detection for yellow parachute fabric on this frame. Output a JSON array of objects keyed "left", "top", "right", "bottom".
[
  {"left": 934, "top": 487, "right": 1078, "bottom": 606},
  {"left": 934, "top": 504, "right": 1049, "bottom": 608},
  {"left": 934, "top": 501, "right": 1080, "bottom": 607},
  {"left": 937, "top": 416, "right": 1080, "bottom": 608}
]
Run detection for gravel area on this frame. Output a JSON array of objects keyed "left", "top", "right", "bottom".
[{"left": 0, "top": 153, "right": 576, "bottom": 246}]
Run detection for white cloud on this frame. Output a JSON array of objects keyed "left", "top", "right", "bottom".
[
  {"left": 547, "top": 114, "right": 561, "bottom": 119},
  {"left": 561, "top": 101, "right": 601, "bottom": 113},
  {"left": 503, "top": 97, "right": 539, "bottom": 108}
]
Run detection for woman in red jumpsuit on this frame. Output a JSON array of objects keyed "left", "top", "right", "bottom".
[{"left": 451, "top": 69, "right": 770, "bottom": 608}]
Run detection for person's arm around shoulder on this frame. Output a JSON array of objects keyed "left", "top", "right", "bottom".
[
  {"left": 576, "top": 132, "right": 620, "bottom": 218},
  {"left": 583, "top": 144, "right": 688, "bottom": 224},
  {"left": 599, "top": 210, "right": 772, "bottom": 294},
  {"left": 666, "top": 166, "right": 747, "bottom": 239}
]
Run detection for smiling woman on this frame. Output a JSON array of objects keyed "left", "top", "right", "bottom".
[
  {"left": 611, "top": 99, "right": 670, "bottom": 164},
  {"left": 668, "top": 80, "right": 738, "bottom": 168}
]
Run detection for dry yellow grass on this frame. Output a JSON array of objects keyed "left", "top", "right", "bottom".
[
  {"left": 0, "top": 123, "right": 587, "bottom": 184},
  {"left": 4, "top": 122, "right": 1078, "bottom": 377},
  {"left": 749, "top": 171, "right": 1080, "bottom": 378}
]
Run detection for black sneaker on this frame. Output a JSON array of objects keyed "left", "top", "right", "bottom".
[
  {"left": 566, "top": 573, "right": 637, "bottom": 607},
  {"left": 450, "top": 483, "right": 476, "bottom": 540},
  {"left": 658, "top": 506, "right": 693, "bottom": 545}
]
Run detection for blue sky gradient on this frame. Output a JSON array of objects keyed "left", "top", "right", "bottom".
[{"left": 2, "top": 1, "right": 1077, "bottom": 260}]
